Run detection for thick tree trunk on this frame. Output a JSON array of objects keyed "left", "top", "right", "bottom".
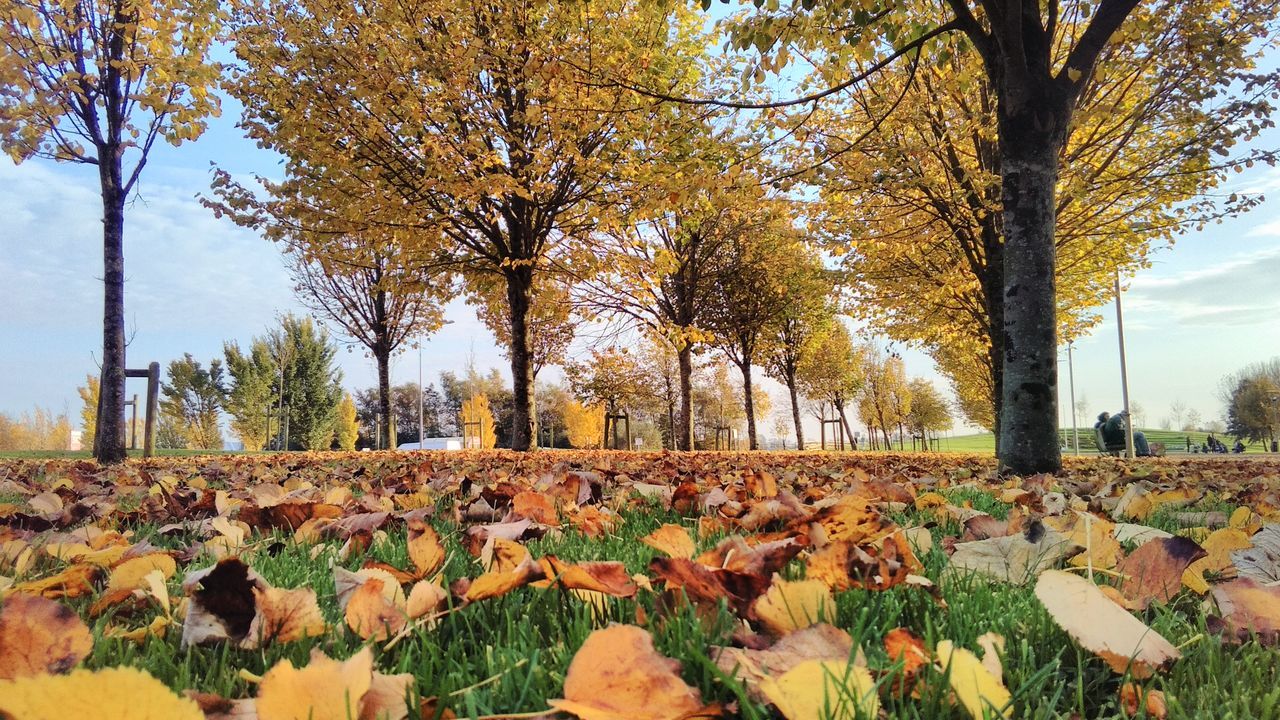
[
  {"left": 997, "top": 122, "right": 1064, "bottom": 474},
  {"left": 94, "top": 155, "right": 127, "bottom": 464},
  {"left": 786, "top": 368, "right": 804, "bottom": 450},
  {"left": 677, "top": 345, "right": 694, "bottom": 450},
  {"left": 506, "top": 268, "right": 536, "bottom": 451},
  {"left": 376, "top": 348, "right": 393, "bottom": 450},
  {"left": 981, "top": 220, "right": 1005, "bottom": 457},
  {"left": 740, "top": 361, "right": 758, "bottom": 450}
]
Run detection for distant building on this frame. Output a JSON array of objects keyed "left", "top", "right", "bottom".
[{"left": 397, "top": 437, "right": 464, "bottom": 451}]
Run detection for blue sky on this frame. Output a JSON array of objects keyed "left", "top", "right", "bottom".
[{"left": 3, "top": 86, "right": 1280, "bottom": 440}]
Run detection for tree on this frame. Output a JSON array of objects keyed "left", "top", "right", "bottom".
[
  {"left": 715, "top": 0, "right": 1280, "bottom": 473},
  {"left": 858, "top": 349, "right": 911, "bottom": 450},
  {"left": 1169, "top": 400, "right": 1188, "bottom": 432},
  {"left": 906, "top": 379, "right": 953, "bottom": 449},
  {"left": 706, "top": 209, "right": 800, "bottom": 450},
  {"left": 796, "top": 323, "right": 865, "bottom": 449},
  {"left": 336, "top": 394, "right": 359, "bottom": 451},
  {"left": 0, "top": 407, "right": 72, "bottom": 451},
  {"left": 286, "top": 237, "right": 448, "bottom": 451},
  {"left": 218, "top": 0, "right": 704, "bottom": 451},
  {"left": 690, "top": 361, "right": 748, "bottom": 447},
  {"left": 159, "top": 354, "right": 225, "bottom": 450},
  {"left": 763, "top": 248, "right": 834, "bottom": 451},
  {"left": 1, "top": 0, "right": 222, "bottom": 463},
  {"left": 1183, "top": 409, "right": 1203, "bottom": 433},
  {"left": 223, "top": 338, "right": 276, "bottom": 451},
  {"left": 563, "top": 400, "right": 605, "bottom": 449},
  {"left": 565, "top": 347, "right": 656, "bottom": 427},
  {"left": 461, "top": 394, "right": 497, "bottom": 450},
  {"left": 810, "top": 5, "right": 1279, "bottom": 448},
  {"left": 77, "top": 376, "right": 99, "bottom": 447},
  {"left": 1221, "top": 359, "right": 1280, "bottom": 446},
  {"left": 225, "top": 316, "right": 343, "bottom": 451}
]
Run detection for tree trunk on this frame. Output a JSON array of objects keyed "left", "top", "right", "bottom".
[
  {"left": 835, "top": 399, "right": 855, "bottom": 451},
  {"left": 740, "top": 361, "right": 758, "bottom": 450},
  {"left": 997, "top": 120, "right": 1064, "bottom": 474},
  {"left": 982, "top": 221, "right": 1005, "bottom": 458},
  {"left": 786, "top": 368, "right": 804, "bottom": 450},
  {"left": 376, "top": 348, "right": 393, "bottom": 450},
  {"left": 677, "top": 344, "right": 694, "bottom": 450},
  {"left": 505, "top": 267, "right": 536, "bottom": 451},
  {"left": 94, "top": 154, "right": 127, "bottom": 464}
]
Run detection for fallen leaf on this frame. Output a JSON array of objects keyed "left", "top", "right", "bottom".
[
  {"left": 758, "top": 660, "right": 879, "bottom": 720},
  {"left": 935, "top": 640, "right": 1011, "bottom": 719},
  {"left": 181, "top": 558, "right": 266, "bottom": 647},
  {"left": 1209, "top": 578, "right": 1280, "bottom": 644},
  {"left": 640, "top": 524, "right": 696, "bottom": 559},
  {"left": 464, "top": 555, "right": 546, "bottom": 603},
  {"left": 549, "top": 624, "right": 710, "bottom": 720},
  {"left": 648, "top": 557, "right": 771, "bottom": 616},
  {"left": 695, "top": 536, "right": 803, "bottom": 577},
  {"left": 346, "top": 578, "right": 407, "bottom": 641},
  {"left": 407, "top": 519, "right": 446, "bottom": 578},
  {"left": 334, "top": 566, "right": 406, "bottom": 611},
  {"left": 946, "top": 525, "right": 1076, "bottom": 585},
  {"left": 10, "top": 563, "right": 100, "bottom": 599},
  {"left": 1120, "top": 683, "right": 1168, "bottom": 719},
  {"left": 539, "top": 556, "right": 638, "bottom": 597},
  {"left": 1183, "top": 528, "right": 1251, "bottom": 594},
  {"left": 0, "top": 666, "right": 203, "bottom": 719},
  {"left": 803, "top": 496, "right": 886, "bottom": 546},
  {"left": 884, "top": 627, "right": 929, "bottom": 683},
  {"left": 807, "top": 533, "right": 916, "bottom": 592},
  {"left": 246, "top": 586, "right": 327, "bottom": 647},
  {"left": 0, "top": 593, "right": 93, "bottom": 679},
  {"left": 752, "top": 576, "right": 833, "bottom": 635},
  {"left": 1035, "top": 570, "right": 1179, "bottom": 678},
  {"left": 714, "top": 624, "right": 855, "bottom": 702},
  {"left": 257, "top": 647, "right": 374, "bottom": 720},
  {"left": 1232, "top": 524, "right": 1280, "bottom": 583},
  {"left": 406, "top": 580, "right": 448, "bottom": 619},
  {"left": 1116, "top": 536, "right": 1206, "bottom": 610}
]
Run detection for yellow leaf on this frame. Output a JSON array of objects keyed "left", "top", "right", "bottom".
[
  {"left": 407, "top": 519, "right": 446, "bottom": 578},
  {"left": 935, "top": 640, "right": 1012, "bottom": 719},
  {"left": 752, "top": 576, "right": 833, "bottom": 636},
  {"left": 758, "top": 660, "right": 879, "bottom": 720},
  {"left": 639, "top": 524, "right": 696, "bottom": 559},
  {"left": 1183, "top": 528, "right": 1251, "bottom": 594},
  {"left": 0, "top": 666, "right": 203, "bottom": 720},
  {"left": 107, "top": 553, "right": 177, "bottom": 595},
  {"left": 257, "top": 648, "right": 374, "bottom": 720}
]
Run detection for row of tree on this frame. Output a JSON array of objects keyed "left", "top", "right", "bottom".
[{"left": 6, "top": 0, "right": 1279, "bottom": 472}]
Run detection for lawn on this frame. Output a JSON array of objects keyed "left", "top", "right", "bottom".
[
  {"left": 936, "top": 429, "right": 1275, "bottom": 455},
  {"left": 1, "top": 450, "right": 1278, "bottom": 719}
]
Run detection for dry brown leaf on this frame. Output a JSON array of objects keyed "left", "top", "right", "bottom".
[
  {"left": 1035, "top": 570, "right": 1179, "bottom": 678},
  {"left": 714, "top": 624, "right": 855, "bottom": 703},
  {"left": 884, "top": 627, "right": 929, "bottom": 680},
  {"left": 802, "top": 495, "right": 886, "bottom": 547},
  {"left": 549, "top": 624, "right": 710, "bottom": 720},
  {"left": 10, "top": 562, "right": 100, "bottom": 599},
  {"left": 695, "top": 535, "right": 803, "bottom": 577},
  {"left": 245, "top": 586, "right": 327, "bottom": 647},
  {"left": 946, "top": 525, "right": 1076, "bottom": 585},
  {"left": 463, "top": 555, "right": 546, "bottom": 603},
  {"left": 0, "top": 593, "right": 93, "bottom": 679},
  {"left": 1232, "top": 524, "right": 1280, "bottom": 584},
  {"left": 807, "top": 533, "right": 917, "bottom": 592},
  {"left": 1120, "top": 683, "right": 1168, "bottom": 719},
  {"left": 648, "top": 557, "right": 771, "bottom": 616},
  {"left": 345, "top": 578, "right": 407, "bottom": 641},
  {"left": 1209, "top": 578, "right": 1280, "bottom": 644},
  {"left": 539, "top": 556, "right": 638, "bottom": 597},
  {"left": 640, "top": 524, "right": 696, "bottom": 559},
  {"left": 1116, "top": 536, "right": 1206, "bottom": 610},
  {"left": 180, "top": 558, "right": 267, "bottom": 647},
  {"left": 512, "top": 490, "right": 558, "bottom": 525}
]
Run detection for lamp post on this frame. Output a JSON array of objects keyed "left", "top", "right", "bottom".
[
  {"left": 418, "top": 342, "right": 424, "bottom": 448},
  {"left": 1067, "top": 341, "right": 1079, "bottom": 455},
  {"left": 1270, "top": 393, "right": 1279, "bottom": 453},
  {"left": 1115, "top": 270, "right": 1135, "bottom": 459}
]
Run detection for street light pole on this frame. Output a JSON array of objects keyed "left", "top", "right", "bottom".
[
  {"left": 1067, "top": 341, "right": 1079, "bottom": 456},
  {"left": 418, "top": 342, "right": 424, "bottom": 448},
  {"left": 1115, "top": 270, "right": 1135, "bottom": 459}
]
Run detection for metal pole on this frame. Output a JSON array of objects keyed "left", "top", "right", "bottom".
[
  {"left": 1067, "top": 342, "right": 1079, "bottom": 456},
  {"left": 143, "top": 362, "right": 159, "bottom": 457},
  {"left": 418, "top": 343, "right": 424, "bottom": 448},
  {"left": 1115, "top": 271, "right": 1135, "bottom": 458}
]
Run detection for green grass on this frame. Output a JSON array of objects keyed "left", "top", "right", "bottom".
[
  {"left": 35, "top": 489, "right": 1273, "bottom": 720},
  {"left": 0, "top": 448, "right": 252, "bottom": 460},
  {"left": 936, "top": 428, "right": 1274, "bottom": 455}
]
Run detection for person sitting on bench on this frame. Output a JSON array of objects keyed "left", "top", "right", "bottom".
[{"left": 1095, "top": 411, "right": 1151, "bottom": 456}]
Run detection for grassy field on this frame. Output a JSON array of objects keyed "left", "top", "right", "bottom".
[
  {"left": 936, "top": 428, "right": 1275, "bottom": 455},
  {"left": 1, "top": 451, "right": 1278, "bottom": 719}
]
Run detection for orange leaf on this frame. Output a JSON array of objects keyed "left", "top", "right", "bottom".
[
  {"left": 0, "top": 593, "right": 93, "bottom": 679},
  {"left": 640, "top": 524, "right": 696, "bottom": 559}
]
